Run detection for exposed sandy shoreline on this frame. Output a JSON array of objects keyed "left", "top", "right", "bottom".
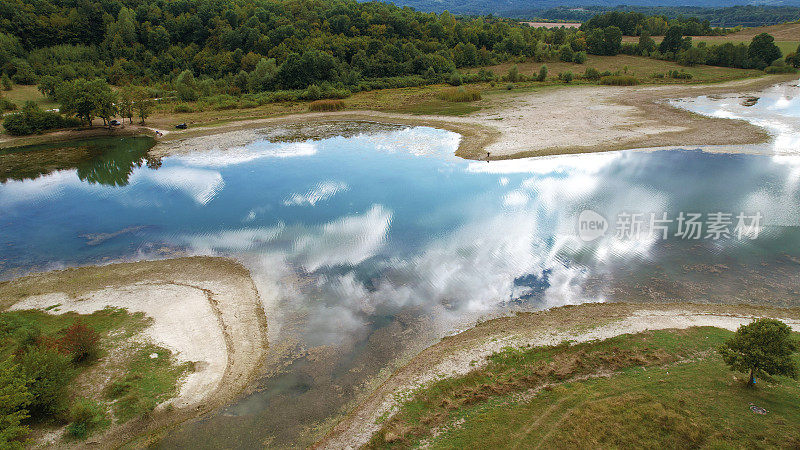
[
  {"left": 149, "top": 75, "right": 797, "bottom": 161},
  {"left": 317, "top": 302, "right": 800, "bottom": 449},
  {"left": 0, "top": 257, "right": 269, "bottom": 448}
]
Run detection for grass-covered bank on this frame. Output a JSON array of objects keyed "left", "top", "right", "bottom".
[
  {"left": 0, "top": 307, "right": 192, "bottom": 447},
  {"left": 367, "top": 326, "right": 800, "bottom": 449}
]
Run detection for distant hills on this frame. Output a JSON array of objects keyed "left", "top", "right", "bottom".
[{"left": 368, "top": 1, "right": 800, "bottom": 26}]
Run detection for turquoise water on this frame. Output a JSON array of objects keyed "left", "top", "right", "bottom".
[{"left": 3, "top": 124, "right": 800, "bottom": 447}]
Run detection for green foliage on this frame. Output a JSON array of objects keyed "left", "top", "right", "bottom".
[
  {"left": 668, "top": 69, "right": 693, "bottom": 79},
  {"left": 572, "top": 51, "right": 587, "bottom": 64},
  {"left": 719, "top": 318, "right": 799, "bottom": 386},
  {"left": 2, "top": 102, "right": 81, "bottom": 136},
  {"left": 638, "top": 33, "right": 657, "bottom": 55},
  {"left": 748, "top": 33, "right": 783, "bottom": 68},
  {"left": 584, "top": 67, "right": 601, "bottom": 80},
  {"left": 505, "top": 65, "right": 519, "bottom": 82},
  {"left": 175, "top": 70, "right": 198, "bottom": 102},
  {"left": 537, "top": 64, "right": 548, "bottom": 82},
  {"left": 66, "top": 398, "right": 108, "bottom": 439},
  {"left": 17, "top": 347, "right": 73, "bottom": 419},
  {"left": 0, "top": 94, "right": 16, "bottom": 112},
  {"left": 558, "top": 71, "right": 574, "bottom": 83},
  {"left": 0, "top": 358, "right": 31, "bottom": 449},
  {"left": 447, "top": 71, "right": 463, "bottom": 86},
  {"left": 55, "top": 78, "right": 117, "bottom": 125},
  {"left": 659, "top": 26, "right": 693, "bottom": 54},
  {"left": 1, "top": 74, "right": 11, "bottom": 91},
  {"left": 599, "top": 75, "right": 640, "bottom": 86},
  {"left": 587, "top": 26, "right": 623, "bottom": 56}
]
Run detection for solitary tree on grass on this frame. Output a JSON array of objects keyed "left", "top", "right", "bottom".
[{"left": 719, "top": 318, "right": 798, "bottom": 387}]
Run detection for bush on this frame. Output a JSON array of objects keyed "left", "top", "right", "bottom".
[
  {"left": 447, "top": 72, "right": 463, "bottom": 86},
  {"left": 651, "top": 72, "right": 665, "bottom": 79},
  {"left": 308, "top": 99, "right": 345, "bottom": 111},
  {"left": 599, "top": 75, "right": 639, "bottom": 86},
  {"left": 536, "top": 65, "right": 548, "bottom": 82},
  {"left": 558, "top": 71, "right": 574, "bottom": 83},
  {"left": 57, "top": 322, "right": 100, "bottom": 364},
  {"left": 66, "top": 398, "right": 108, "bottom": 439},
  {"left": 505, "top": 83, "right": 514, "bottom": 90},
  {"left": 572, "top": 51, "right": 587, "bottom": 64},
  {"left": 765, "top": 61, "right": 797, "bottom": 74},
  {"left": 2, "top": 102, "right": 81, "bottom": 136},
  {"left": 437, "top": 87, "right": 481, "bottom": 102},
  {"left": 172, "top": 103, "right": 194, "bottom": 113},
  {"left": 17, "top": 348, "right": 73, "bottom": 419},
  {"left": 667, "top": 69, "right": 693, "bottom": 79},
  {"left": 583, "top": 67, "right": 601, "bottom": 81},
  {"left": 1, "top": 73, "right": 11, "bottom": 91},
  {"left": 0, "top": 96, "right": 17, "bottom": 111}
]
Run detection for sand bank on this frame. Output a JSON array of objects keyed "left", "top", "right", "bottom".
[{"left": 0, "top": 256, "right": 269, "bottom": 446}]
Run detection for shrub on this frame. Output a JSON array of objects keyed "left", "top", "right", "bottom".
[
  {"left": 437, "top": 87, "right": 482, "bottom": 102},
  {"left": 1, "top": 73, "right": 11, "bottom": 91},
  {"left": 667, "top": 69, "right": 693, "bottom": 79},
  {"left": 505, "top": 65, "right": 519, "bottom": 82},
  {"left": 172, "top": 103, "right": 194, "bottom": 113},
  {"left": 583, "top": 67, "right": 601, "bottom": 81},
  {"left": 505, "top": 83, "right": 514, "bottom": 90},
  {"left": 57, "top": 322, "right": 100, "bottom": 364},
  {"left": 651, "top": 72, "right": 665, "bottom": 79},
  {"left": 599, "top": 75, "right": 639, "bottom": 86},
  {"left": 536, "top": 65, "right": 548, "bottom": 82},
  {"left": 17, "top": 348, "right": 73, "bottom": 419},
  {"left": 572, "top": 51, "right": 587, "bottom": 64},
  {"left": 765, "top": 61, "right": 797, "bottom": 74},
  {"left": 447, "top": 71, "right": 463, "bottom": 86},
  {"left": 0, "top": 358, "right": 32, "bottom": 448},
  {"left": 2, "top": 102, "right": 81, "bottom": 136},
  {"left": 0, "top": 96, "right": 17, "bottom": 111},
  {"left": 558, "top": 71, "right": 574, "bottom": 83},
  {"left": 308, "top": 99, "right": 345, "bottom": 111},
  {"left": 66, "top": 398, "right": 108, "bottom": 439}
]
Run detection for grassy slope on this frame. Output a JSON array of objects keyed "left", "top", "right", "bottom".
[{"left": 368, "top": 327, "right": 800, "bottom": 449}]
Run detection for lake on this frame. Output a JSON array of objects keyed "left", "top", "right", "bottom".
[{"left": 2, "top": 89, "right": 800, "bottom": 446}]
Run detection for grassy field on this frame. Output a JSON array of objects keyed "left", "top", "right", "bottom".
[
  {"left": 368, "top": 327, "right": 800, "bottom": 449},
  {"left": 2, "top": 84, "right": 58, "bottom": 110},
  {"left": 621, "top": 22, "right": 800, "bottom": 56}
]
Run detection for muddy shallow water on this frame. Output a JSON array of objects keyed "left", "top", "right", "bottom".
[{"left": 2, "top": 114, "right": 800, "bottom": 447}]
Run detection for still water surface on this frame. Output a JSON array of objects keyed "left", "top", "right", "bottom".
[{"left": 2, "top": 88, "right": 800, "bottom": 446}]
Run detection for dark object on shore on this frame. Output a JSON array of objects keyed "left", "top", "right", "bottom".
[
  {"left": 109, "top": 119, "right": 121, "bottom": 126},
  {"left": 486, "top": 151, "right": 491, "bottom": 162},
  {"left": 175, "top": 123, "right": 187, "bottom": 129},
  {"left": 741, "top": 96, "right": 759, "bottom": 107}
]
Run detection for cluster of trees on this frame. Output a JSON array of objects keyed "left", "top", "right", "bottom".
[
  {"left": 3, "top": 78, "right": 152, "bottom": 135},
  {"left": 581, "top": 11, "right": 721, "bottom": 37},
  {"left": 626, "top": 30, "right": 789, "bottom": 70},
  {"left": 0, "top": 314, "right": 102, "bottom": 447}
]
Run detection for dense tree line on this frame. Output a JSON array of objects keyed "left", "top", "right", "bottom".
[
  {"left": 580, "top": 11, "right": 721, "bottom": 36},
  {"left": 0, "top": 0, "right": 583, "bottom": 95},
  {"left": 527, "top": 6, "right": 800, "bottom": 27}
]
